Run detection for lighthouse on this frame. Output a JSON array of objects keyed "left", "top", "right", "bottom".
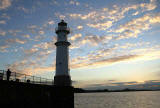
[{"left": 54, "top": 20, "right": 71, "bottom": 86}]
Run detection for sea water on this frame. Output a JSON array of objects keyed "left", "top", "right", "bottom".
[{"left": 75, "top": 91, "right": 160, "bottom": 108}]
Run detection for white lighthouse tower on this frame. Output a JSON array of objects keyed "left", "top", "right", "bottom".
[{"left": 54, "top": 20, "right": 71, "bottom": 86}]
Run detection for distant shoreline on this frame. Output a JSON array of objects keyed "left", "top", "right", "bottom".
[{"left": 74, "top": 88, "right": 160, "bottom": 93}]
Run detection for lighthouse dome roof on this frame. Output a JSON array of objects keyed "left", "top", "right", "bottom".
[{"left": 58, "top": 20, "right": 67, "bottom": 26}]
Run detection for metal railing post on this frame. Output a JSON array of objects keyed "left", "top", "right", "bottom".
[
  {"left": 40, "top": 77, "right": 41, "bottom": 84},
  {"left": 32, "top": 76, "right": 34, "bottom": 84},
  {"left": 3, "top": 70, "right": 4, "bottom": 80},
  {"left": 25, "top": 75, "right": 26, "bottom": 82},
  {"left": 0, "top": 69, "right": 53, "bottom": 85},
  {"left": 15, "top": 72, "right": 16, "bottom": 81}
]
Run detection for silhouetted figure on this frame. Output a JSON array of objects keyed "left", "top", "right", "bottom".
[
  {"left": 6, "top": 69, "right": 11, "bottom": 81},
  {"left": 0, "top": 72, "right": 3, "bottom": 80},
  {"left": 27, "top": 79, "right": 30, "bottom": 83},
  {"left": 16, "top": 79, "right": 20, "bottom": 82}
]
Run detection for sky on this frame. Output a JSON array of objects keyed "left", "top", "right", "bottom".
[{"left": 0, "top": 0, "right": 160, "bottom": 90}]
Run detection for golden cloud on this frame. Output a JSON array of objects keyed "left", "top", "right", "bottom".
[
  {"left": 69, "top": 33, "right": 82, "bottom": 41},
  {"left": 24, "top": 48, "right": 39, "bottom": 54},
  {"left": 0, "top": 45, "right": 9, "bottom": 52},
  {"left": 6, "top": 38, "right": 27, "bottom": 44},
  {"left": 0, "top": 0, "right": 11, "bottom": 10},
  {"left": 77, "top": 26, "right": 83, "bottom": 30},
  {"left": 0, "top": 29, "right": 6, "bottom": 36},
  {"left": 87, "top": 21, "right": 112, "bottom": 30},
  {"left": 69, "top": 0, "right": 157, "bottom": 31},
  {"left": 0, "top": 20, "right": 6, "bottom": 24},
  {"left": 111, "top": 13, "right": 160, "bottom": 40}
]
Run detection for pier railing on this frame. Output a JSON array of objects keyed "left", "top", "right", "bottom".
[{"left": 0, "top": 70, "right": 53, "bottom": 85}]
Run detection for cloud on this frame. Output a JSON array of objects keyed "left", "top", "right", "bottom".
[
  {"left": 69, "top": 0, "right": 157, "bottom": 31},
  {"left": 32, "top": 35, "right": 46, "bottom": 41},
  {"left": 3, "top": 0, "right": 160, "bottom": 80},
  {"left": 29, "top": 66, "right": 55, "bottom": 74},
  {"left": 8, "top": 29, "right": 22, "bottom": 36},
  {"left": 87, "top": 55, "right": 140, "bottom": 67},
  {"left": 70, "top": 11, "right": 105, "bottom": 22},
  {"left": 17, "top": 6, "right": 29, "bottom": 13},
  {"left": 76, "top": 80, "right": 160, "bottom": 90},
  {"left": 81, "top": 35, "right": 112, "bottom": 46},
  {"left": 69, "top": 0, "right": 80, "bottom": 6},
  {"left": 77, "top": 25, "right": 83, "bottom": 30},
  {"left": 132, "top": 11, "right": 139, "bottom": 16},
  {"left": 130, "top": 48, "right": 160, "bottom": 61},
  {"left": 7, "top": 42, "right": 55, "bottom": 75},
  {"left": 0, "top": 45, "right": 9, "bottom": 52},
  {"left": 0, "top": 29, "right": 6, "bottom": 36},
  {"left": 70, "top": 52, "right": 138, "bottom": 69},
  {"left": 69, "top": 13, "right": 81, "bottom": 19},
  {"left": 0, "top": 20, "right": 6, "bottom": 24},
  {"left": 55, "top": 13, "right": 66, "bottom": 20},
  {"left": 0, "top": 13, "right": 10, "bottom": 19},
  {"left": 140, "top": 0, "right": 157, "bottom": 11},
  {"left": 27, "top": 25, "right": 37, "bottom": 29},
  {"left": 111, "top": 13, "right": 160, "bottom": 40},
  {"left": 149, "top": 14, "right": 160, "bottom": 23},
  {"left": 48, "top": 20, "right": 55, "bottom": 25},
  {"left": 108, "top": 80, "right": 116, "bottom": 82},
  {"left": 7, "top": 40, "right": 56, "bottom": 75},
  {"left": 120, "top": 0, "right": 157, "bottom": 14},
  {"left": 0, "top": 0, "right": 11, "bottom": 10},
  {"left": 70, "top": 34, "right": 113, "bottom": 49},
  {"left": 69, "top": 11, "right": 100, "bottom": 21},
  {"left": 70, "top": 10, "right": 114, "bottom": 30},
  {"left": 111, "top": 81, "right": 139, "bottom": 86},
  {"left": 33, "top": 42, "right": 55, "bottom": 50},
  {"left": 20, "top": 41, "right": 56, "bottom": 70},
  {"left": 120, "top": 42, "right": 150, "bottom": 49},
  {"left": 8, "top": 49, "right": 55, "bottom": 75},
  {"left": 70, "top": 44, "right": 160, "bottom": 69},
  {"left": 24, "top": 48, "right": 39, "bottom": 55},
  {"left": 71, "top": 46, "right": 117, "bottom": 64},
  {"left": 6, "top": 38, "right": 27, "bottom": 44},
  {"left": 7, "top": 59, "right": 54, "bottom": 75},
  {"left": 39, "top": 30, "right": 45, "bottom": 35},
  {"left": 23, "top": 34, "right": 30, "bottom": 38},
  {"left": 50, "top": 0, "right": 59, "bottom": 5},
  {"left": 87, "top": 21, "right": 112, "bottom": 30},
  {"left": 69, "top": 33, "right": 82, "bottom": 41}
]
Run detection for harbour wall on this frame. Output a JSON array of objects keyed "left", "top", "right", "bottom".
[{"left": 0, "top": 80, "right": 74, "bottom": 108}]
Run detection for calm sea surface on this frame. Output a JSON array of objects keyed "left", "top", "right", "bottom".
[{"left": 75, "top": 91, "right": 160, "bottom": 108}]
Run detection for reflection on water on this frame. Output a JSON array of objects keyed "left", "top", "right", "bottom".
[{"left": 75, "top": 91, "right": 160, "bottom": 108}]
